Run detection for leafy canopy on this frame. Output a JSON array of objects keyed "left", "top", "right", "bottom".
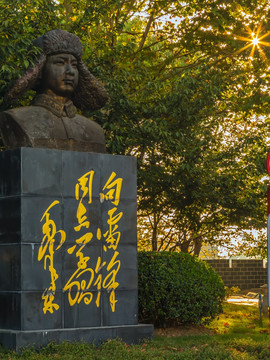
[{"left": 1, "top": 0, "right": 270, "bottom": 255}]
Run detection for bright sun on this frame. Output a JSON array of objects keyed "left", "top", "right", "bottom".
[
  {"left": 234, "top": 24, "right": 270, "bottom": 60},
  {"left": 252, "top": 37, "right": 259, "bottom": 45}
]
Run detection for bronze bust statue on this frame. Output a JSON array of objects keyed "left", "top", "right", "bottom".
[{"left": 0, "top": 29, "right": 108, "bottom": 153}]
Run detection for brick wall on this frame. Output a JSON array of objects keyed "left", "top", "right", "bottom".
[{"left": 204, "top": 259, "right": 267, "bottom": 290}]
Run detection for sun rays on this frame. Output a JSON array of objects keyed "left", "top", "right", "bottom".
[{"left": 233, "top": 24, "right": 270, "bottom": 61}]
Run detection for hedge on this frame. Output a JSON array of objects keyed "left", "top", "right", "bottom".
[{"left": 138, "top": 251, "right": 225, "bottom": 327}]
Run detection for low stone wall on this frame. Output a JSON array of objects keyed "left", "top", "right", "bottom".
[{"left": 204, "top": 259, "right": 267, "bottom": 290}]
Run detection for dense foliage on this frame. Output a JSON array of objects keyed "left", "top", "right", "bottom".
[
  {"left": 0, "top": 0, "right": 270, "bottom": 255},
  {"left": 138, "top": 251, "right": 225, "bottom": 326}
]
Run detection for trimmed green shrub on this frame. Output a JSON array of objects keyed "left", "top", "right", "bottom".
[{"left": 138, "top": 251, "right": 225, "bottom": 327}]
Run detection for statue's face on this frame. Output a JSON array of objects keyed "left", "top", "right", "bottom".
[{"left": 42, "top": 53, "right": 79, "bottom": 98}]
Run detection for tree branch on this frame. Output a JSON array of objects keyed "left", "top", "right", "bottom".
[{"left": 138, "top": 12, "right": 154, "bottom": 51}]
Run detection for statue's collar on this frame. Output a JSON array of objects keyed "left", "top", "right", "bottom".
[{"left": 34, "top": 94, "right": 76, "bottom": 118}]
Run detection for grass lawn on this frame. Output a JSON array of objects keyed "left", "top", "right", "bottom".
[{"left": 1, "top": 303, "right": 270, "bottom": 359}]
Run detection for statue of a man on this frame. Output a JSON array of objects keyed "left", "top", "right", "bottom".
[{"left": 0, "top": 29, "right": 108, "bottom": 153}]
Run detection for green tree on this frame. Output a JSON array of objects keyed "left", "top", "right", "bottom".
[{"left": 1, "top": 0, "right": 269, "bottom": 255}]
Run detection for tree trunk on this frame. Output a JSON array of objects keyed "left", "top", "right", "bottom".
[
  {"left": 180, "top": 241, "right": 190, "bottom": 253},
  {"left": 63, "top": 0, "right": 73, "bottom": 29},
  {"left": 193, "top": 237, "right": 202, "bottom": 257},
  {"left": 151, "top": 214, "right": 158, "bottom": 251}
]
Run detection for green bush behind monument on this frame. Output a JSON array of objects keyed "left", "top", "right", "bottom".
[{"left": 138, "top": 251, "right": 225, "bottom": 327}]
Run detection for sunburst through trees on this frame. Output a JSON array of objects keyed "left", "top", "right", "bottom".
[{"left": 234, "top": 24, "right": 270, "bottom": 61}]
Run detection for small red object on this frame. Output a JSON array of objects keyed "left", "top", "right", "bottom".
[{"left": 267, "top": 152, "right": 270, "bottom": 176}]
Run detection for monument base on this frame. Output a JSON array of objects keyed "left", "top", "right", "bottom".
[
  {"left": 0, "top": 148, "right": 153, "bottom": 351},
  {"left": 0, "top": 324, "right": 154, "bottom": 351}
]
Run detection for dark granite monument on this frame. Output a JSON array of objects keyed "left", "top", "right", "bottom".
[{"left": 0, "top": 30, "right": 153, "bottom": 350}]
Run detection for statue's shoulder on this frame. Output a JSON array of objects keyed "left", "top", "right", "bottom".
[
  {"left": 0, "top": 106, "right": 32, "bottom": 129},
  {"left": 1, "top": 106, "right": 48, "bottom": 122},
  {"left": 0, "top": 106, "right": 54, "bottom": 138},
  {"left": 0, "top": 106, "right": 41, "bottom": 149},
  {"left": 75, "top": 113, "right": 103, "bottom": 130},
  {"left": 75, "top": 113, "right": 105, "bottom": 142},
  {"left": 3, "top": 106, "right": 32, "bottom": 115}
]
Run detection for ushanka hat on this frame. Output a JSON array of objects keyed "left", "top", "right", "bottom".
[{"left": 5, "top": 29, "right": 108, "bottom": 111}]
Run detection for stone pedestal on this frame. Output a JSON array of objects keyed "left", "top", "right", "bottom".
[{"left": 0, "top": 148, "right": 153, "bottom": 350}]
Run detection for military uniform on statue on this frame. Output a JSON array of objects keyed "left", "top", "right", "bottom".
[
  {"left": 0, "top": 29, "right": 108, "bottom": 153},
  {"left": 0, "top": 93, "right": 106, "bottom": 152}
]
